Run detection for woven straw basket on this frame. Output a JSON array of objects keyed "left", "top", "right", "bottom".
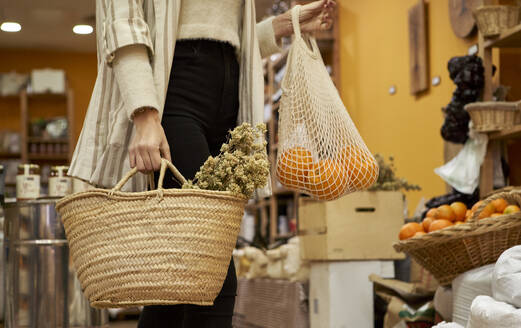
[
  {"left": 465, "top": 101, "right": 521, "bottom": 132},
  {"left": 394, "top": 189, "right": 521, "bottom": 286},
  {"left": 473, "top": 5, "right": 520, "bottom": 37},
  {"left": 56, "top": 159, "right": 247, "bottom": 308}
]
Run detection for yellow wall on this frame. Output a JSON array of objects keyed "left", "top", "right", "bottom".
[
  {"left": 338, "top": 0, "right": 477, "bottom": 215},
  {"left": 0, "top": 49, "right": 97, "bottom": 142}
]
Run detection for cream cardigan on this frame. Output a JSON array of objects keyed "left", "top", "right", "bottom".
[{"left": 69, "top": 0, "right": 280, "bottom": 195}]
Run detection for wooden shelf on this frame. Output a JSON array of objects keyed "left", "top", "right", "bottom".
[
  {"left": 0, "top": 94, "right": 20, "bottom": 100},
  {"left": 271, "top": 48, "right": 289, "bottom": 69},
  {"left": 27, "top": 92, "right": 67, "bottom": 100},
  {"left": 489, "top": 125, "right": 521, "bottom": 140},
  {"left": 273, "top": 187, "right": 295, "bottom": 196},
  {"left": 274, "top": 232, "right": 296, "bottom": 240},
  {"left": 27, "top": 137, "right": 68, "bottom": 144},
  {"left": 484, "top": 24, "right": 521, "bottom": 48},
  {"left": 27, "top": 153, "right": 68, "bottom": 161},
  {"left": 0, "top": 152, "right": 21, "bottom": 159}
]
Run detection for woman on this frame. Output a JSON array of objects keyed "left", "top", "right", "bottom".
[{"left": 70, "top": 0, "right": 335, "bottom": 326}]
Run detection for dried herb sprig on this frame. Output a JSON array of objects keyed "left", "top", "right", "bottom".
[
  {"left": 367, "top": 154, "right": 421, "bottom": 192},
  {"left": 182, "top": 123, "right": 270, "bottom": 198}
]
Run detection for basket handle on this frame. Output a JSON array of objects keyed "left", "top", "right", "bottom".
[
  {"left": 111, "top": 159, "right": 187, "bottom": 192},
  {"left": 291, "top": 5, "right": 321, "bottom": 57},
  {"left": 469, "top": 189, "right": 519, "bottom": 223}
]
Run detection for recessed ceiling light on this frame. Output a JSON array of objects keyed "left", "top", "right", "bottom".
[
  {"left": 1, "top": 22, "right": 22, "bottom": 32},
  {"left": 73, "top": 24, "right": 93, "bottom": 35}
]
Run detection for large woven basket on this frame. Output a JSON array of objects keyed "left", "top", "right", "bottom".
[
  {"left": 473, "top": 5, "right": 520, "bottom": 37},
  {"left": 56, "top": 159, "right": 247, "bottom": 308},
  {"left": 394, "top": 189, "right": 521, "bottom": 286},
  {"left": 465, "top": 101, "right": 521, "bottom": 132}
]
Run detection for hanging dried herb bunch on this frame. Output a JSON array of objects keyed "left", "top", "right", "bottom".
[
  {"left": 367, "top": 154, "right": 421, "bottom": 192},
  {"left": 182, "top": 123, "right": 270, "bottom": 198}
]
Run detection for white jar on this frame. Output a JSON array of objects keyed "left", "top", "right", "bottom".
[
  {"left": 16, "top": 164, "right": 40, "bottom": 200},
  {"left": 49, "top": 166, "right": 71, "bottom": 197}
]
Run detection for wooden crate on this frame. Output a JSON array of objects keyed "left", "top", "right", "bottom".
[{"left": 298, "top": 191, "right": 406, "bottom": 260}]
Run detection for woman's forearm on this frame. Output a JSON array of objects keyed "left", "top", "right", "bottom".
[{"left": 272, "top": 12, "right": 293, "bottom": 42}]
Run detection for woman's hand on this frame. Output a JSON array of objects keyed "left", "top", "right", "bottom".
[
  {"left": 273, "top": 0, "right": 337, "bottom": 40},
  {"left": 129, "top": 108, "right": 171, "bottom": 173}
]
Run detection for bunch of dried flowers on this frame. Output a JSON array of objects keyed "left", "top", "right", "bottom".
[{"left": 182, "top": 123, "right": 270, "bottom": 198}]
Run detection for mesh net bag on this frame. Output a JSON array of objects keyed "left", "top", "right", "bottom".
[{"left": 276, "top": 5, "right": 378, "bottom": 201}]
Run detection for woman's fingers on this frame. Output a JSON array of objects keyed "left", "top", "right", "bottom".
[
  {"left": 135, "top": 154, "right": 146, "bottom": 172},
  {"left": 160, "top": 139, "right": 172, "bottom": 163},
  {"left": 150, "top": 147, "right": 162, "bottom": 171},
  {"left": 138, "top": 145, "right": 153, "bottom": 172},
  {"left": 129, "top": 150, "right": 137, "bottom": 168}
]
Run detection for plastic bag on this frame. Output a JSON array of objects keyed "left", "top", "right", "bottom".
[
  {"left": 452, "top": 265, "right": 494, "bottom": 326},
  {"left": 492, "top": 246, "right": 521, "bottom": 308},
  {"left": 276, "top": 5, "right": 378, "bottom": 201},
  {"left": 468, "top": 295, "right": 521, "bottom": 328},
  {"left": 434, "top": 131, "right": 488, "bottom": 194}
]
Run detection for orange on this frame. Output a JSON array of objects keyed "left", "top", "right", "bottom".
[
  {"left": 492, "top": 198, "right": 509, "bottom": 213},
  {"left": 422, "top": 217, "right": 434, "bottom": 232},
  {"left": 399, "top": 222, "right": 423, "bottom": 240},
  {"left": 428, "top": 219, "right": 453, "bottom": 232},
  {"left": 277, "top": 147, "right": 313, "bottom": 189},
  {"left": 426, "top": 208, "right": 439, "bottom": 219},
  {"left": 437, "top": 205, "right": 456, "bottom": 222},
  {"left": 455, "top": 221, "right": 464, "bottom": 225},
  {"left": 414, "top": 231, "right": 426, "bottom": 237},
  {"left": 465, "top": 210, "right": 473, "bottom": 220},
  {"left": 478, "top": 203, "right": 496, "bottom": 220},
  {"left": 504, "top": 205, "right": 521, "bottom": 215},
  {"left": 491, "top": 213, "right": 503, "bottom": 218},
  {"left": 339, "top": 146, "right": 378, "bottom": 190},
  {"left": 450, "top": 202, "right": 467, "bottom": 221},
  {"left": 471, "top": 201, "right": 484, "bottom": 212},
  {"left": 307, "top": 159, "right": 348, "bottom": 200}
]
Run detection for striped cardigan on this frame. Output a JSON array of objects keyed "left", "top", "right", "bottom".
[{"left": 69, "top": 0, "right": 280, "bottom": 193}]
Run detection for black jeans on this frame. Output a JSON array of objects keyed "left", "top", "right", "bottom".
[{"left": 137, "top": 40, "right": 239, "bottom": 328}]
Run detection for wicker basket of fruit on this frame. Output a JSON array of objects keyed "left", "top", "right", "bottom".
[
  {"left": 394, "top": 189, "right": 521, "bottom": 286},
  {"left": 473, "top": 5, "right": 520, "bottom": 37}
]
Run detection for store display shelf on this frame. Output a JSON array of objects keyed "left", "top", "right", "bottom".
[
  {"left": 0, "top": 94, "right": 20, "bottom": 100},
  {"left": 27, "top": 92, "right": 67, "bottom": 100},
  {"left": 27, "top": 153, "right": 68, "bottom": 161},
  {"left": 271, "top": 48, "right": 289, "bottom": 69},
  {"left": 0, "top": 152, "right": 21, "bottom": 159},
  {"left": 489, "top": 125, "right": 521, "bottom": 140},
  {"left": 274, "top": 232, "right": 296, "bottom": 240},
  {"left": 484, "top": 24, "right": 521, "bottom": 48},
  {"left": 28, "top": 137, "right": 68, "bottom": 144},
  {"left": 273, "top": 187, "right": 295, "bottom": 196}
]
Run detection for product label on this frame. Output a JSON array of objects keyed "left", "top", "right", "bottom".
[
  {"left": 49, "top": 177, "right": 72, "bottom": 197},
  {"left": 16, "top": 175, "right": 40, "bottom": 199}
]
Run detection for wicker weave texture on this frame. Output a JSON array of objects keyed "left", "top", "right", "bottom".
[
  {"left": 56, "top": 160, "right": 247, "bottom": 308},
  {"left": 473, "top": 5, "right": 520, "bottom": 37},
  {"left": 394, "top": 190, "right": 521, "bottom": 286},
  {"left": 465, "top": 101, "right": 521, "bottom": 132}
]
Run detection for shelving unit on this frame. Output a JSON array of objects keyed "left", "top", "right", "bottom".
[
  {"left": 252, "top": 1, "right": 340, "bottom": 244},
  {"left": 0, "top": 85, "right": 74, "bottom": 198},
  {"left": 0, "top": 88, "right": 74, "bottom": 164},
  {"left": 478, "top": 15, "right": 521, "bottom": 197}
]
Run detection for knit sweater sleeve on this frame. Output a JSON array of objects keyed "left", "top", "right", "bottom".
[
  {"left": 257, "top": 16, "right": 283, "bottom": 58},
  {"left": 113, "top": 44, "right": 161, "bottom": 121}
]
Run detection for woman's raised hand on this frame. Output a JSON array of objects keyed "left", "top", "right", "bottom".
[
  {"left": 273, "top": 0, "right": 337, "bottom": 41},
  {"left": 299, "top": 0, "right": 336, "bottom": 33}
]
